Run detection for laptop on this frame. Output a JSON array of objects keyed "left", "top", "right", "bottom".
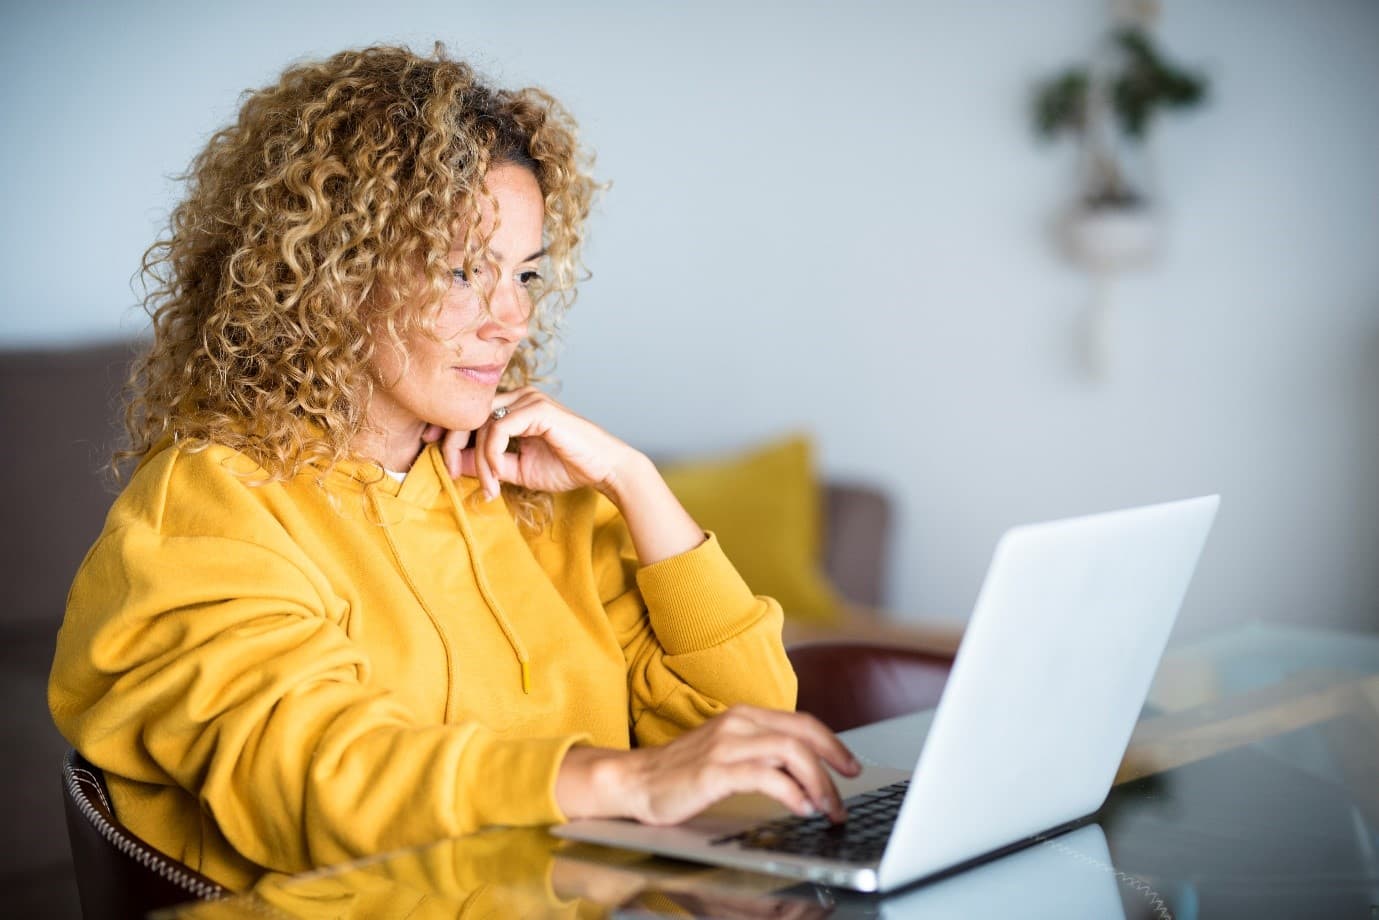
[
  {"left": 554, "top": 495, "right": 1219, "bottom": 893},
  {"left": 557, "top": 823, "right": 1125, "bottom": 918}
]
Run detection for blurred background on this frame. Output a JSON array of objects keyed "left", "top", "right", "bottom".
[
  {"left": 6, "top": 0, "right": 1375, "bottom": 635},
  {"left": 2, "top": 0, "right": 1377, "bottom": 910}
]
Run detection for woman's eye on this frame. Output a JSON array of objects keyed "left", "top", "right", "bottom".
[{"left": 451, "top": 266, "right": 539, "bottom": 288}]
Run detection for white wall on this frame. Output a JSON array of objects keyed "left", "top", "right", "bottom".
[{"left": 4, "top": 1, "right": 1377, "bottom": 635}]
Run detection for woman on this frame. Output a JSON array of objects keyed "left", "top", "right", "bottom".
[{"left": 49, "top": 44, "right": 857, "bottom": 891}]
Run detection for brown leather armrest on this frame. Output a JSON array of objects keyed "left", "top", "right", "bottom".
[
  {"left": 786, "top": 640, "right": 954, "bottom": 731},
  {"left": 781, "top": 604, "right": 965, "bottom": 659}
]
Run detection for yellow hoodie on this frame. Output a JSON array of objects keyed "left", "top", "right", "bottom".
[{"left": 49, "top": 440, "right": 796, "bottom": 891}]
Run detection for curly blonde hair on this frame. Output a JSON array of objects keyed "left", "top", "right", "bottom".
[{"left": 123, "top": 44, "right": 596, "bottom": 521}]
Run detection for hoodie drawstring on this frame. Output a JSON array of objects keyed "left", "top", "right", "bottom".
[
  {"left": 366, "top": 484, "right": 461, "bottom": 716},
  {"left": 430, "top": 451, "right": 533, "bottom": 695},
  {"left": 366, "top": 472, "right": 532, "bottom": 700},
  {"left": 365, "top": 465, "right": 534, "bottom": 698}
]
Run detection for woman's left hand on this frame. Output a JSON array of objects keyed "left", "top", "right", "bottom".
[
  {"left": 425, "top": 388, "right": 641, "bottom": 500},
  {"left": 423, "top": 388, "right": 704, "bottom": 565}
]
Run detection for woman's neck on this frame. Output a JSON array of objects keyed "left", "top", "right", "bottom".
[{"left": 353, "top": 422, "right": 426, "bottom": 473}]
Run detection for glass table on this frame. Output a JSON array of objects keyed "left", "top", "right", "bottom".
[{"left": 164, "top": 622, "right": 1379, "bottom": 919}]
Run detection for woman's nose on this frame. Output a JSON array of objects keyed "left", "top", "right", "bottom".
[{"left": 478, "top": 279, "right": 531, "bottom": 341}]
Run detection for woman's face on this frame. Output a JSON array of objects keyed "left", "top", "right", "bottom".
[{"left": 367, "top": 164, "right": 545, "bottom": 458}]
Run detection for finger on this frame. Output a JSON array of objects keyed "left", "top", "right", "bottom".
[
  {"left": 457, "top": 447, "right": 478, "bottom": 479},
  {"left": 482, "top": 416, "right": 513, "bottom": 500},
  {"left": 479, "top": 448, "right": 522, "bottom": 487},
  {"left": 714, "top": 761, "right": 819, "bottom": 820},
  {"left": 456, "top": 443, "right": 521, "bottom": 482},
  {"left": 715, "top": 734, "right": 846, "bottom": 822},
  {"left": 472, "top": 422, "right": 496, "bottom": 498},
  {"left": 492, "top": 390, "right": 547, "bottom": 416},
  {"left": 481, "top": 398, "right": 552, "bottom": 494},
  {"left": 421, "top": 423, "right": 444, "bottom": 443},
  {"left": 722, "top": 706, "right": 861, "bottom": 777},
  {"left": 643, "top": 759, "right": 813, "bottom": 824},
  {"left": 490, "top": 386, "right": 541, "bottom": 413},
  {"left": 477, "top": 412, "right": 536, "bottom": 499},
  {"left": 439, "top": 428, "right": 472, "bottom": 479}
]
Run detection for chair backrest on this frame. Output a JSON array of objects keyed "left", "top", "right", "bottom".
[
  {"left": 787, "top": 641, "right": 953, "bottom": 733},
  {"left": 819, "top": 483, "right": 891, "bottom": 608},
  {"left": 61, "top": 749, "right": 228, "bottom": 917}
]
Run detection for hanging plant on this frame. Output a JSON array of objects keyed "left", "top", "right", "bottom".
[
  {"left": 1034, "top": 26, "right": 1208, "bottom": 209},
  {"left": 1032, "top": 15, "right": 1211, "bottom": 378}
]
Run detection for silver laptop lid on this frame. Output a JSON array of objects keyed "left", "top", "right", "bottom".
[{"left": 878, "top": 496, "right": 1218, "bottom": 890}]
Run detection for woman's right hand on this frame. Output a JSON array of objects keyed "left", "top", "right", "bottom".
[{"left": 555, "top": 706, "right": 861, "bottom": 825}]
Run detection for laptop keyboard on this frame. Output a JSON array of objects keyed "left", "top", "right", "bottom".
[{"left": 711, "top": 780, "right": 910, "bottom": 865}]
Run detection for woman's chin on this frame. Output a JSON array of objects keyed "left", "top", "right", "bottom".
[{"left": 428, "top": 410, "right": 492, "bottom": 438}]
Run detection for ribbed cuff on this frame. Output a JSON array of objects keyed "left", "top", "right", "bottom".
[
  {"left": 635, "top": 531, "right": 764, "bottom": 656},
  {"left": 442, "top": 828, "right": 566, "bottom": 894},
  {"left": 467, "top": 732, "right": 590, "bottom": 827}
]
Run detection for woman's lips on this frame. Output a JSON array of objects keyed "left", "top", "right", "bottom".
[{"left": 456, "top": 364, "right": 505, "bottom": 386}]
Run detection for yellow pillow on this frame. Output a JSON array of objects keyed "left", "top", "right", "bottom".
[{"left": 661, "top": 434, "right": 843, "bottom": 625}]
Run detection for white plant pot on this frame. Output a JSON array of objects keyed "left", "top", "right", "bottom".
[{"left": 1063, "top": 206, "right": 1158, "bottom": 274}]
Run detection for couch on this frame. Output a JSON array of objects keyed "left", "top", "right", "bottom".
[{"left": 0, "top": 340, "right": 962, "bottom": 912}]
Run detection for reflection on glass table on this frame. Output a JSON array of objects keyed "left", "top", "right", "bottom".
[
  {"left": 163, "top": 624, "right": 1379, "bottom": 919},
  {"left": 161, "top": 822, "right": 1126, "bottom": 919}
]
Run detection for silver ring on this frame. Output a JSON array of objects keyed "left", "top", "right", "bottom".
[{"left": 491, "top": 406, "right": 510, "bottom": 420}]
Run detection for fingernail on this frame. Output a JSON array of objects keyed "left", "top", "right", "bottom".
[
  {"left": 800, "top": 802, "right": 818, "bottom": 817},
  {"left": 485, "top": 487, "right": 498, "bottom": 501}
]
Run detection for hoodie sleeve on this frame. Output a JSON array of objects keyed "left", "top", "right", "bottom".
[
  {"left": 246, "top": 829, "right": 570, "bottom": 919},
  {"left": 49, "top": 522, "right": 588, "bottom": 876},
  {"left": 588, "top": 498, "right": 798, "bottom": 746}
]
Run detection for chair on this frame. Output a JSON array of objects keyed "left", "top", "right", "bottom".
[
  {"left": 61, "top": 749, "right": 228, "bottom": 918},
  {"left": 787, "top": 641, "right": 954, "bottom": 733}
]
